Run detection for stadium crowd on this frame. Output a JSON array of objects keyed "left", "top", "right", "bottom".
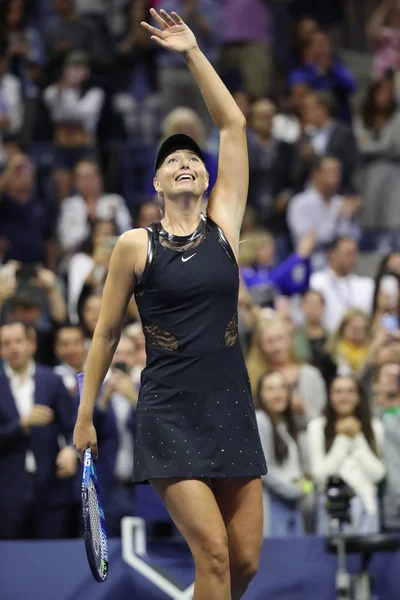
[{"left": 1, "top": 0, "right": 400, "bottom": 541}]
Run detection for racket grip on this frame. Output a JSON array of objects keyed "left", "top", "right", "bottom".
[{"left": 77, "top": 372, "right": 84, "bottom": 400}]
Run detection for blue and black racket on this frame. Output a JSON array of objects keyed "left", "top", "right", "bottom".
[{"left": 77, "top": 373, "right": 108, "bottom": 583}]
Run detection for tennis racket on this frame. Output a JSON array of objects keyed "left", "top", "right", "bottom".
[{"left": 77, "top": 373, "right": 109, "bottom": 583}]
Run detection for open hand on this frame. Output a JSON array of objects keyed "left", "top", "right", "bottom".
[{"left": 141, "top": 8, "right": 198, "bottom": 56}]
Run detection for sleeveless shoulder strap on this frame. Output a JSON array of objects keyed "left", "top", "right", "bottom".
[
  {"left": 206, "top": 217, "right": 238, "bottom": 273},
  {"left": 135, "top": 223, "right": 157, "bottom": 295}
]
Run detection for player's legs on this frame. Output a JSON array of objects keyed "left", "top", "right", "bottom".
[
  {"left": 151, "top": 478, "right": 231, "bottom": 600},
  {"left": 213, "top": 477, "right": 263, "bottom": 600}
]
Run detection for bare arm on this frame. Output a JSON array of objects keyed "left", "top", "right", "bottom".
[
  {"left": 73, "top": 229, "right": 147, "bottom": 458},
  {"left": 366, "top": 0, "right": 390, "bottom": 41},
  {"left": 141, "top": 8, "right": 248, "bottom": 255}
]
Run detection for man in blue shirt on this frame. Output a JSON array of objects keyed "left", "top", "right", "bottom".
[{"left": 289, "top": 31, "right": 356, "bottom": 124}]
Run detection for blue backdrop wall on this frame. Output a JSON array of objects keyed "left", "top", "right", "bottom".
[{"left": 1, "top": 537, "right": 400, "bottom": 600}]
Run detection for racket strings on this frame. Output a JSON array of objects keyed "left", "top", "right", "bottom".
[{"left": 88, "top": 479, "right": 103, "bottom": 568}]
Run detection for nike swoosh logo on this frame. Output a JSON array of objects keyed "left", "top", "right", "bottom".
[{"left": 181, "top": 253, "right": 197, "bottom": 263}]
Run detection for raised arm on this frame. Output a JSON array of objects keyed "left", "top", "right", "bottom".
[
  {"left": 141, "top": 8, "right": 248, "bottom": 255},
  {"left": 73, "top": 228, "right": 147, "bottom": 460}
]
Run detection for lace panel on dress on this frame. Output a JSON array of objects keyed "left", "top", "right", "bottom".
[
  {"left": 225, "top": 312, "right": 238, "bottom": 347},
  {"left": 158, "top": 230, "right": 206, "bottom": 253},
  {"left": 143, "top": 324, "right": 179, "bottom": 352}
]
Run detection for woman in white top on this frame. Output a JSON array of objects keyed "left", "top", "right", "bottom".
[
  {"left": 307, "top": 375, "right": 386, "bottom": 534},
  {"left": 256, "top": 370, "right": 307, "bottom": 537}
]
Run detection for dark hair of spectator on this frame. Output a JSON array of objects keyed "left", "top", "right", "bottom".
[
  {"left": 360, "top": 77, "right": 396, "bottom": 130},
  {"left": 77, "top": 218, "right": 118, "bottom": 255},
  {"left": 10, "top": 288, "right": 42, "bottom": 310},
  {"left": 371, "top": 254, "right": 400, "bottom": 324},
  {"left": 256, "top": 370, "right": 298, "bottom": 465},
  {"left": 326, "top": 235, "right": 356, "bottom": 253},
  {"left": 324, "top": 376, "right": 377, "bottom": 454},
  {"left": 314, "top": 91, "right": 336, "bottom": 118},
  {"left": 311, "top": 154, "right": 340, "bottom": 174},
  {"left": 1, "top": 319, "right": 34, "bottom": 340}
]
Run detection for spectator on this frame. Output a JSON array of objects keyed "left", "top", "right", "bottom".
[
  {"left": 374, "top": 362, "right": 400, "bottom": 530},
  {"left": 0, "top": 0, "right": 44, "bottom": 92},
  {"left": 294, "top": 91, "right": 360, "bottom": 194},
  {"left": 0, "top": 321, "right": 77, "bottom": 539},
  {"left": 256, "top": 370, "right": 307, "bottom": 537},
  {"left": 57, "top": 159, "right": 131, "bottom": 255},
  {"left": 156, "top": 0, "right": 219, "bottom": 130},
  {"left": 98, "top": 335, "right": 138, "bottom": 536},
  {"left": 288, "top": 31, "right": 356, "bottom": 123},
  {"left": 272, "top": 82, "right": 311, "bottom": 144},
  {"left": 246, "top": 98, "right": 296, "bottom": 229},
  {"left": 44, "top": 0, "right": 96, "bottom": 83},
  {"left": 147, "top": 107, "right": 218, "bottom": 198},
  {"left": 328, "top": 310, "right": 370, "bottom": 376},
  {"left": 220, "top": 0, "right": 272, "bottom": 99},
  {"left": 54, "top": 324, "right": 87, "bottom": 392},
  {"left": 367, "top": 0, "right": 400, "bottom": 80},
  {"left": 370, "top": 272, "right": 400, "bottom": 338},
  {"left": 79, "top": 293, "right": 102, "bottom": 347},
  {"left": 240, "top": 230, "right": 316, "bottom": 307},
  {"left": 5, "top": 278, "right": 67, "bottom": 367},
  {"left": 0, "top": 154, "right": 58, "bottom": 270},
  {"left": 288, "top": 157, "right": 361, "bottom": 271},
  {"left": 114, "top": 0, "right": 157, "bottom": 97},
  {"left": 134, "top": 201, "right": 161, "bottom": 228},
  {"left": 355, "top": 76, "right": 397, "bottom": 155},
  {"left": 291, "top": 17, "right": 320, "bottom": 68},
  {"left": 246, "top": 315, "right": 327, "bottom": 430},
  {"left": 0, "top": 42, "right": 23, "bottom": 169},
  {"left": 293, "top": 290, "right": 337, "bottom": 386},
  {"left": 43, "top": 52, "right": 105, "bottom": 200},
  {"left": 355, "top": 77, "right": 400, "bottom": 229},
  {"left": 307, "top": 375, "right": 385, "bottom": 534},
  {"left": 67, "top": 219, "right": 118, "bottom": 324},
  {"left": 310, "top": 237, "right": 375, "bottom": 333}
]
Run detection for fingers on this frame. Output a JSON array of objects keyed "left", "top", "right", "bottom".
[
  {"left": 160, "top": 9, "right": 176, "bottom": 26},
  {"left": 149, "top": 7, "right": 169, "bottom": 29},
  {"left": 140, "top": 21, "right": 164, "bottom": 37},
  {"left": 171, "top": 11, "right": 184, "bottom": 24},
  {"left": 150, "top": 36, "right": 170, "bottom": 50}
]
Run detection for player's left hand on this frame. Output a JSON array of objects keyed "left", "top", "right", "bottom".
[
  {"left": 56, "top": 446, "right": 79, "bottom": 479},
  {"left": 141, "top": 8, "right": 198, "bottom": 56}
]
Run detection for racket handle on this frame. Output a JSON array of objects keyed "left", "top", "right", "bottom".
[{"left": 77, "top": 372, "right": 84, "bottom": 400}]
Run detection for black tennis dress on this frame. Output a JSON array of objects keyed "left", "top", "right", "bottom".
[{"left": 133, "top": 214, "right": 267, "bottom": 483}]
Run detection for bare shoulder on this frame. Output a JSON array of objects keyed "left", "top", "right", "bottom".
[{"left": 113, "top": 228, "right": 149, "bottom": 280}]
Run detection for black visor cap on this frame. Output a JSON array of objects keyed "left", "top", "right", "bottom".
[{"left": 154, "top": 134, "right": 205, "bottom": 172}]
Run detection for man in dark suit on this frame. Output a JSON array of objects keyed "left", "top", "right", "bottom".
[
  {"left": 293, "top": 90, "right": 360, "bottom": 193},
  {"left": 0, "top": 321, "right": 77, "bottom": 539},
  {"left": 247, "top": 98, "right": 297, "bottom": 233}
]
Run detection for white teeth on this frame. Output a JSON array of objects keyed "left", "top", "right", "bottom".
[{"left": 177, "top": 175, "right": 193, "bottom": 181}]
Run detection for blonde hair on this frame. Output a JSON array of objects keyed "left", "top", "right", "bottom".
[
  {"left": 328, "top": 308, "right": 369, "bottom": 357},
  {"left": 246, "top": 314, "right": 300, "bottom": 399},
  {"left": 161, "top": 107, "right": 205, "bottom": 147},
  {"left": 239, "top": 230, "right": 274, "bottom": 267}
]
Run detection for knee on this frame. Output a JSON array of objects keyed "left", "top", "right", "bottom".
[
  {"left": 231, "top": 553, "right": 259, "bottom": 588},
  {"left": 194, "top": 535, "right": 230, "bottom": 581}
]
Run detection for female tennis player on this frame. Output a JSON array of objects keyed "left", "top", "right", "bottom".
[{"left": 73, "top": 8, "right": 267, "bottom": 600}]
